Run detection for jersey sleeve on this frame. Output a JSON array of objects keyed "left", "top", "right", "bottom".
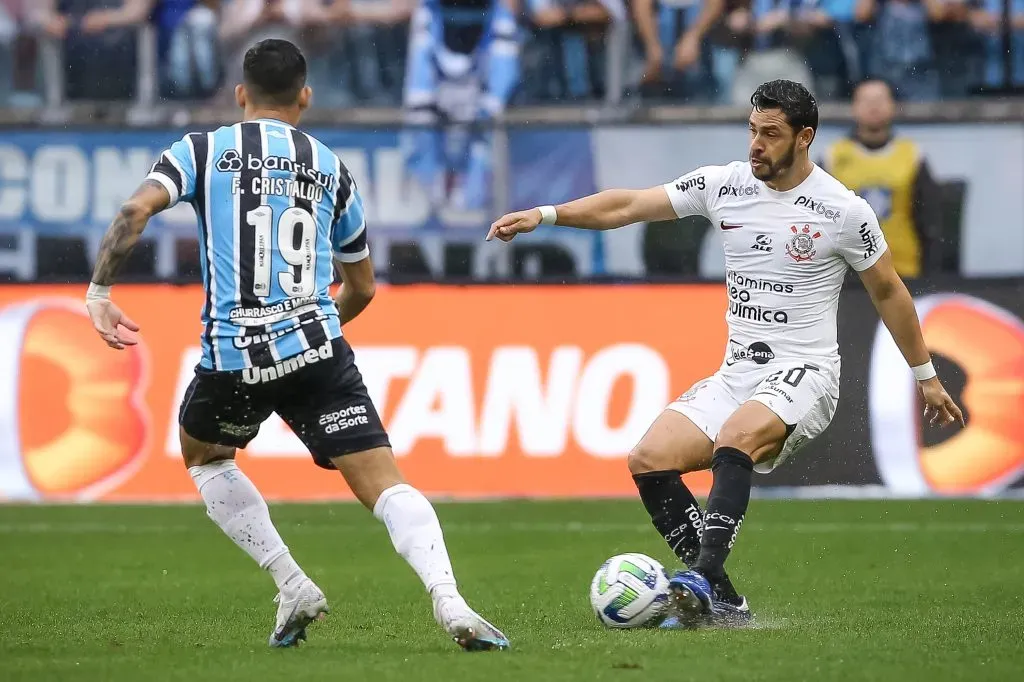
[
  {"left": 662, "top": 165, "right": 728, "bottom": 219},
  {"left": 330, "top": 169, "right": 369, "bottom": 263},
  {"left": 146, "top": 135, "right": 198, "bottom": 207},
  {"left": 837, "top": 196, "right": 888, "bottom": 271}
]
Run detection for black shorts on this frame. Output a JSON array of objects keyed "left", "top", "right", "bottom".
[{"left": 178, "top": 336, "right": 390, "bottom": 469}]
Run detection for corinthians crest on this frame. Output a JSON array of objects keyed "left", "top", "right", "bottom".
[{"left": 786, "top": 224, "right": 821, "bottom": 262}]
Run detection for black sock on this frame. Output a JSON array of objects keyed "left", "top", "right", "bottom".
[
  {"left": 632, "top": 470, "right": 704, "bottom": 566},
  {"left": 693, "top": 447, "right": 754, "bottom": 585}
]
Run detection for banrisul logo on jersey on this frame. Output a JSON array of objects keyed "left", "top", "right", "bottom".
[{"left": 786, "top": 225, "right": 821, "bottom": 262}]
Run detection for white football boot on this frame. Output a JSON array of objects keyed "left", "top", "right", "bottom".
[
  {"left": 433, "top": 595, "right": 510, "bottom": 652},
  {"left": 268, "top": 579, "right": 329, "bottom": 648}
]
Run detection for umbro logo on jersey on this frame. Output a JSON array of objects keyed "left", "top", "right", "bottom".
[
  {"left": 675, "top": 175, "right": 706, "bottom": 193},
  {"left": 720, "top": 221, "right": 743, "bottom": 230}
]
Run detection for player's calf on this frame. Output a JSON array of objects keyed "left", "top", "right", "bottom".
[
  {"left": 332, "top": 447, "right": 510, "bottom": 651},
  {"left": 691, "top": 402, "right": 787, "bottom": 592},
  {"left": 629, "top": 410, "right": 714, "bottom": 567}
]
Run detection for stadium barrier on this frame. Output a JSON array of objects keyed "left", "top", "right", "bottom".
[{"left": 0, "top": 280, "right": 1021, "bottom": 503}]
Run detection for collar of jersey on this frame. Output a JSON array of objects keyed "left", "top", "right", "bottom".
[
  {"left": 761, "top": 164, "right": 820, "bottom": 197},
  {"left": 251, "top": 117, "right": 295, "bottom": 128}
]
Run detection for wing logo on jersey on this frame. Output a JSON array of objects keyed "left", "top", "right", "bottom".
[
  {"left": 786, "top": 225, "right": 822, "bottom": 262},
  {"left": 216, "top": 149, "right": 244, "bottom": 173}
]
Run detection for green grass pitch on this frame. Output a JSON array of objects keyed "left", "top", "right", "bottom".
[{"left": 2, "top": 499, "right": 1022, "bottom": 681}]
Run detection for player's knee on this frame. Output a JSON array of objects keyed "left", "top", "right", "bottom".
[
  {"left": 714, "top": 423, "right": 763, "bottom": 456},
  {"left": 627, "top": 444, "right": 670, "bottom": 476},
  {"left": 179, "top": 426, "right": 235, "bottom": 468}
]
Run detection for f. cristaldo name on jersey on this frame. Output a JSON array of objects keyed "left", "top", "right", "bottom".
[
  {"left": 663, "top": 161, "right": 889, "bottom": 362},
  {"left": 241, "top": 339, "right": 334, "bottom": 384},
  {"left": 231, "top": 175, "right": 324, "bottom": 202},
  {"left": 229, "top": 296, "right": 322, "bottom": 326}
]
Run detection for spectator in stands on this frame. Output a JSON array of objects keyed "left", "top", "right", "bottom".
[
  {"left": 754, "top": 0, "right": 856, "bottom": 100},
  {"left": 402, "top": 0, "right": 520, "bottom": 211},
  {"left": 632, "top": 0, "right": 721, "bottom": 101},
  {"left": 526, "top": 0, "right": 625, "bottom": 100},
  {"left": 855, "top": 0, "right": 936, "bottom": 99},
  {"left": 218, "top": 0, "right": 308, "bottom": 102},
  {"left": 40, "top": 0, "right": 138, "bottom": 100},
  {"left": 303, "top": 0, "right": 411, "bottom": 106},
  {"left": 924, "top": 0, "right": 984, "bottom": 98},
  {"left": 704, "top": 0, "right": 756, "bottom": 101},
  {"left": 0, "top": 0, "right": 18, "bottom": 104},
  {"left": 822, "top": 78, "right": 943, "bottom": 278},
  {"left": 972, "top": 0, "right": 1024, "bottom": 88},
  {"left": 82, "top": 1, "right": 221, "bottom": 100}
]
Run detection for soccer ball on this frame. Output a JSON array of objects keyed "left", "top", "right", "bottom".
[{"left": 589, "top": 552, "right": 671, "bottom": 628}]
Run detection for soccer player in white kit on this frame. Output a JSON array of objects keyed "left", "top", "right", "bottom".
[{"left": 486, "top": 80, "right": 965, "bottom": 627}]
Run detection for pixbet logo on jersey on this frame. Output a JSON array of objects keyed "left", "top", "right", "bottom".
[
  {"left": 786, "top": 225, "right": 821, "bottom": 262},
  {"left": 718, "top": 185, "right": 760, "bottom": 198},
  {"left": 794, "top": 196, "right": 840, "bottom": 223}
]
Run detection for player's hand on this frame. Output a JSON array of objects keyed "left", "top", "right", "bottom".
[
  {"left": 86, "top": 299, "right": 141, "bottom": 350},
  {"left": 919, "top": 377, "right": 965, "bottom": 428},
  {"left": 486, "top": 209, "right": 542, "bottom": 242}
]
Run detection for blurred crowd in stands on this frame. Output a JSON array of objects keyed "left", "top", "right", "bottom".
[{"left": 0, "top": 0, "right": 1022, "bottom": 109}]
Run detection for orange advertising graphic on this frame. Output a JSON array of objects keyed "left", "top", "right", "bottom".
[
  {"left": 2, "top": 285, "right": 1021, "bottom": 502},
  {"left": 868, "top": 293, "right": 1024, "bottom": 495},
  {"left": 0, "top": 285, "right": 728, "bottom": 502}
]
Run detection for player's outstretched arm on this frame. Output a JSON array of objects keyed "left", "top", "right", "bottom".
[
  {"left": 486, "top": 186, "right": 678, "bottom": 242},
  {"left": 85, "top": 179, "right": 170, "bottom": 350},
  {"left": 858, "top": 250, "right": 966, "bottom": 427}
]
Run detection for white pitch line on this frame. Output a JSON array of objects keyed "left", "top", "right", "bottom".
[{"left": 0, "top": 521, "right": 1023, "bottom": 535}]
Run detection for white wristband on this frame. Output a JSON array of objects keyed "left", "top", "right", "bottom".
[
  {"left": 911, "top": 361, "right": 937, "bottom": 382},
  {"left": 538, "top": 205, "right": 558, "bottom": 225},
  {"left": 86, "top": 282, "right": 111, "bottom": 302}
]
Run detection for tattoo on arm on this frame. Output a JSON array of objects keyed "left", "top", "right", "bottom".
[{"left": 91, "top": 179, "right": 167, "bottom": 286}]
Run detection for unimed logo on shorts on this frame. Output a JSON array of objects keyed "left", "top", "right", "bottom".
[
  {"left": 172, "top": 343, "right": 672, "bottom": 460},
  {"left": 0, "top": 299, "right": 148, "bottom": 501},
  {"left": 241, "top": 341, "right": 334, "bottom": 384}
]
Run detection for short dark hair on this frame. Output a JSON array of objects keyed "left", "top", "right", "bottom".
[
  {"left": 852, "top": 77, "right": 897, "bottom": 101},
  {"left": 750, "top": 80, "right": 819, "bottom": 137},
  {"left": 243, "top": 39, "right": 307, "bottom": 106}
]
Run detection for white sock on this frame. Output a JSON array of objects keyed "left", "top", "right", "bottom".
[
  {"left": 373, "top": 484, "right": 459, "bottom": 599},
  {"left": 189, "top": 460, "right": 307, "bottom": 593}
]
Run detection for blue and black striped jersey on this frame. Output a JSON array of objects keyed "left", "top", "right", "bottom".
[{"left": 147, "top": 118, "right": 367, "bottom": 371}]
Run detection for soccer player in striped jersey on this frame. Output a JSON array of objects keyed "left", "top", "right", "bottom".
[{"left": 84, "top": 39, "right": 509, "bottom": 652}]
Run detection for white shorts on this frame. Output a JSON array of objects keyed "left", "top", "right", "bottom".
[{"left": 667, "top": 360, "right": 840, "bottom": 473}]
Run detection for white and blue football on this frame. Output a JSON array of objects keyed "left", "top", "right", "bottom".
[{"left": 589, "top": 552, "right": 671, "bottom": 628}]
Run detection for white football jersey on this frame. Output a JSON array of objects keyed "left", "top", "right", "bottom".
[{"left": 663, "top": 161, "right": 887, "bottom": 371}]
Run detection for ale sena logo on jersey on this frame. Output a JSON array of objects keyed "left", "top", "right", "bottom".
[{"left": 786, "top": 225, "right": 821, "bottom": 262}]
